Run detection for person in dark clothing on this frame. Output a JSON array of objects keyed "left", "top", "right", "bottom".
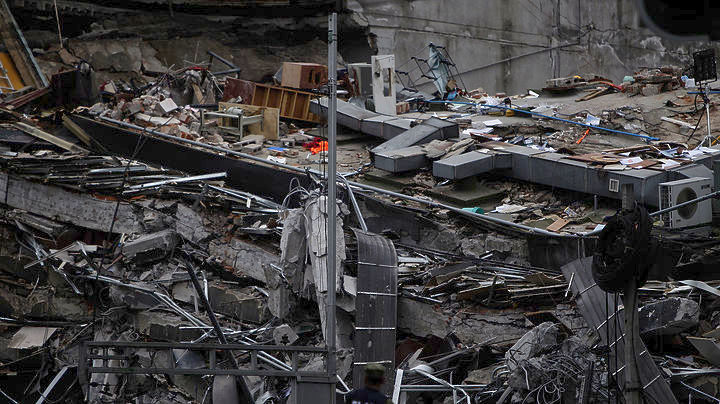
[{"left": 345, "top": 363, "right": 392, "bottom": 404}]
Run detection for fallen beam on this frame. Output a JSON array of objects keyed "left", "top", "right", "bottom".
[
  {"left": 13, "top": 122, "right": 89, "bottom": 154},
  {"left": 0, "top": 171, "right": 140, "bottom": 234}
]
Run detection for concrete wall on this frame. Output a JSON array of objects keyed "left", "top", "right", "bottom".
[{"left": 347, "top": 0, "right": 718, "bottom": 95}]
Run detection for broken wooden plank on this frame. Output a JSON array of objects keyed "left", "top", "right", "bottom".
[
  {"left": 62, "top": 115, "right": 93, "bottom": 146},
  {"left": 546, "top": 218, "right": 570, "bottom": 232},
  {"left": 628, "top": 159, "right": 659, "bottom": 169},
  {"left": 192, "top": 83, "right": 205, "bottom": 105},
  {"left": 661, "top": 116, "right": 696, "bottom": 130},
  {"left": 524, "top": 273, "right": 565, "bottom": 286},
  {"left": 575, "top": 86, "right": 610, "bottom": 102},
  {"left": 13, "top": 122, "right": 89, "bottom": 154}
]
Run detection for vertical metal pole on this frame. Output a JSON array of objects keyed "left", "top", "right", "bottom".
[
  {"left": 713, "top": 160, "right": 720, "bottom": 215},
  {"left": 327, "top": 12, "right": 338, "bottom": 404},
  {"left": 706, "top": 86, "right": 712, "bottom": 147},
  {"left": 623, "top": 280, "right": 641, "bottom": 404},
  {"left": 620, "top": 181, "right": 640, "bottom": 403}
]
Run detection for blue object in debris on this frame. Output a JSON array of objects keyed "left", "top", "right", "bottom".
[{"left": 462, "top": 207, "right": 485, "bottom": 214}]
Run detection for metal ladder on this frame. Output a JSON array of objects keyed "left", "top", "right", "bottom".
[{"left": 0, "top": 57, "right": 14, "bottom": 94}]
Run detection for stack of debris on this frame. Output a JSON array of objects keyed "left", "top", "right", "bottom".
[
  {"left": 3, "top": 2, "right": 720, "bottom": 402},
  {"left": 624, "top": 66, "right": 685, "bottom": 96}
]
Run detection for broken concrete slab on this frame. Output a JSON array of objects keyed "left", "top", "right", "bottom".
[
  {"left": 0, "top": 172, "right": 141, "bottom": 234},
  {"left": 504, "top": 322, "right": 562, "bottom": 371},
  {"left": 135, "top": 311, "right": 192, "bottom": 341},
  {"left": 122, "top": 229, "right": 178, "bottom": 264},
  {"left": 639, "top": 297, "right": 699, "bottom": 336},
  {"left": 273, "top": 324, "right": 299, "bottom": 345},
  {"left": 208, "top": 237, "right": 276, "bottom": 284},
  {"left": 397, "top": 297, "right": 530, "bottom": 346},
  {"left": 208, "top": 284, "right": 269, "bottom": 323},
  {"left": 8, "top": 326, "right": 57, "bottom": 349},
  {"left": 108, "top": 287, "right": 160, "bottom": 310},
  {"left": 373, "top": 145, "right": 428, "bottom": 173},
  {"left": 155, "top": 98, "right": 178, "bottom": 115}
]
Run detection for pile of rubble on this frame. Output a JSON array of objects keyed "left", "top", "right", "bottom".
[
  {"left": 623, "top": 66, "right": 686, "bottom": 97},
  {"left": 90, "top": 68, "right": 224, "bottom": 142},
  {"left": 4, "top": 1, "right": 720, "bottom": 402}
]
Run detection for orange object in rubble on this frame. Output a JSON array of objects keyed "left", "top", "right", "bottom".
[{"left": 310, "top": 141, "right": 328, "bottom": 154}]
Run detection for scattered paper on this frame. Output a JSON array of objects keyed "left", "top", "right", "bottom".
[
  {"left": 684, "top": 149, "right": 704, "bottom": 159},
  {"left": 620, "top": 157, "right": 643, "bottom": 165},
  {"left": 466, "top": 128, "right": 494, "bottom": 135},
  {"left": 527, "top": 90, "right": 540, "bottom": 98},
  {"left": 699, "top": 147, "right": 720, "bottom": 154},
  {"left": 585, "top": 114, "right": 601, "bottom": 126},
  {"left": 593, "top": 224, "right": 606, "bottom": 232},
  {"left": 267, "top": 156, "right": 286, "bottom": 164},
  {"left": 563, "top": 207, "right": 579, "bottom": 217},
  {"left": 494, "top": 204, "right": 527, "bottom": 214},
  {"left": 528, "top": 144, "right": 556, "bottom": 152},
  {"left": 482, "top": 119, "right": 503, "bottom": 127},
  {"left": 659, "top": 148, "right": 679, "bottom": 158},
  {"left": 658, "top": 159, "right": 681, "bottom": 169}
]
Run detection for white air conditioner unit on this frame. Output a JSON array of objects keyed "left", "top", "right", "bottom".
[{"left": 658, "top": 177, "right": 712, "bottom": 228}]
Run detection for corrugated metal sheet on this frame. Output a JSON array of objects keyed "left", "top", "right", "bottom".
[{"left": 352, "top": 229, "right": 397, "bottom": 395}]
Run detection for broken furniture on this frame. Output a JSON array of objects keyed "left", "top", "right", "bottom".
[
  {"left": 202, "top": 102, "right": 280, "bottom": 140},
  {"left": 281, "top": 62, "right": 328, "bottom": 90},
  {"left": 0, "top": 52, "right": 22, "bottom": 94},
  {"left": 222, "top": 78, "right": 320, "bottom": 123}
]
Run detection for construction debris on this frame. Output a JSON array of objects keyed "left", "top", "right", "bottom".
[{"left": 0, "top": 2, "right": 719, "bottom": 403}]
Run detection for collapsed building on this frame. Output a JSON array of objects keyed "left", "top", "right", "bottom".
[{"left": 0, "top": 1, "right": 720, "bottom": 403}]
